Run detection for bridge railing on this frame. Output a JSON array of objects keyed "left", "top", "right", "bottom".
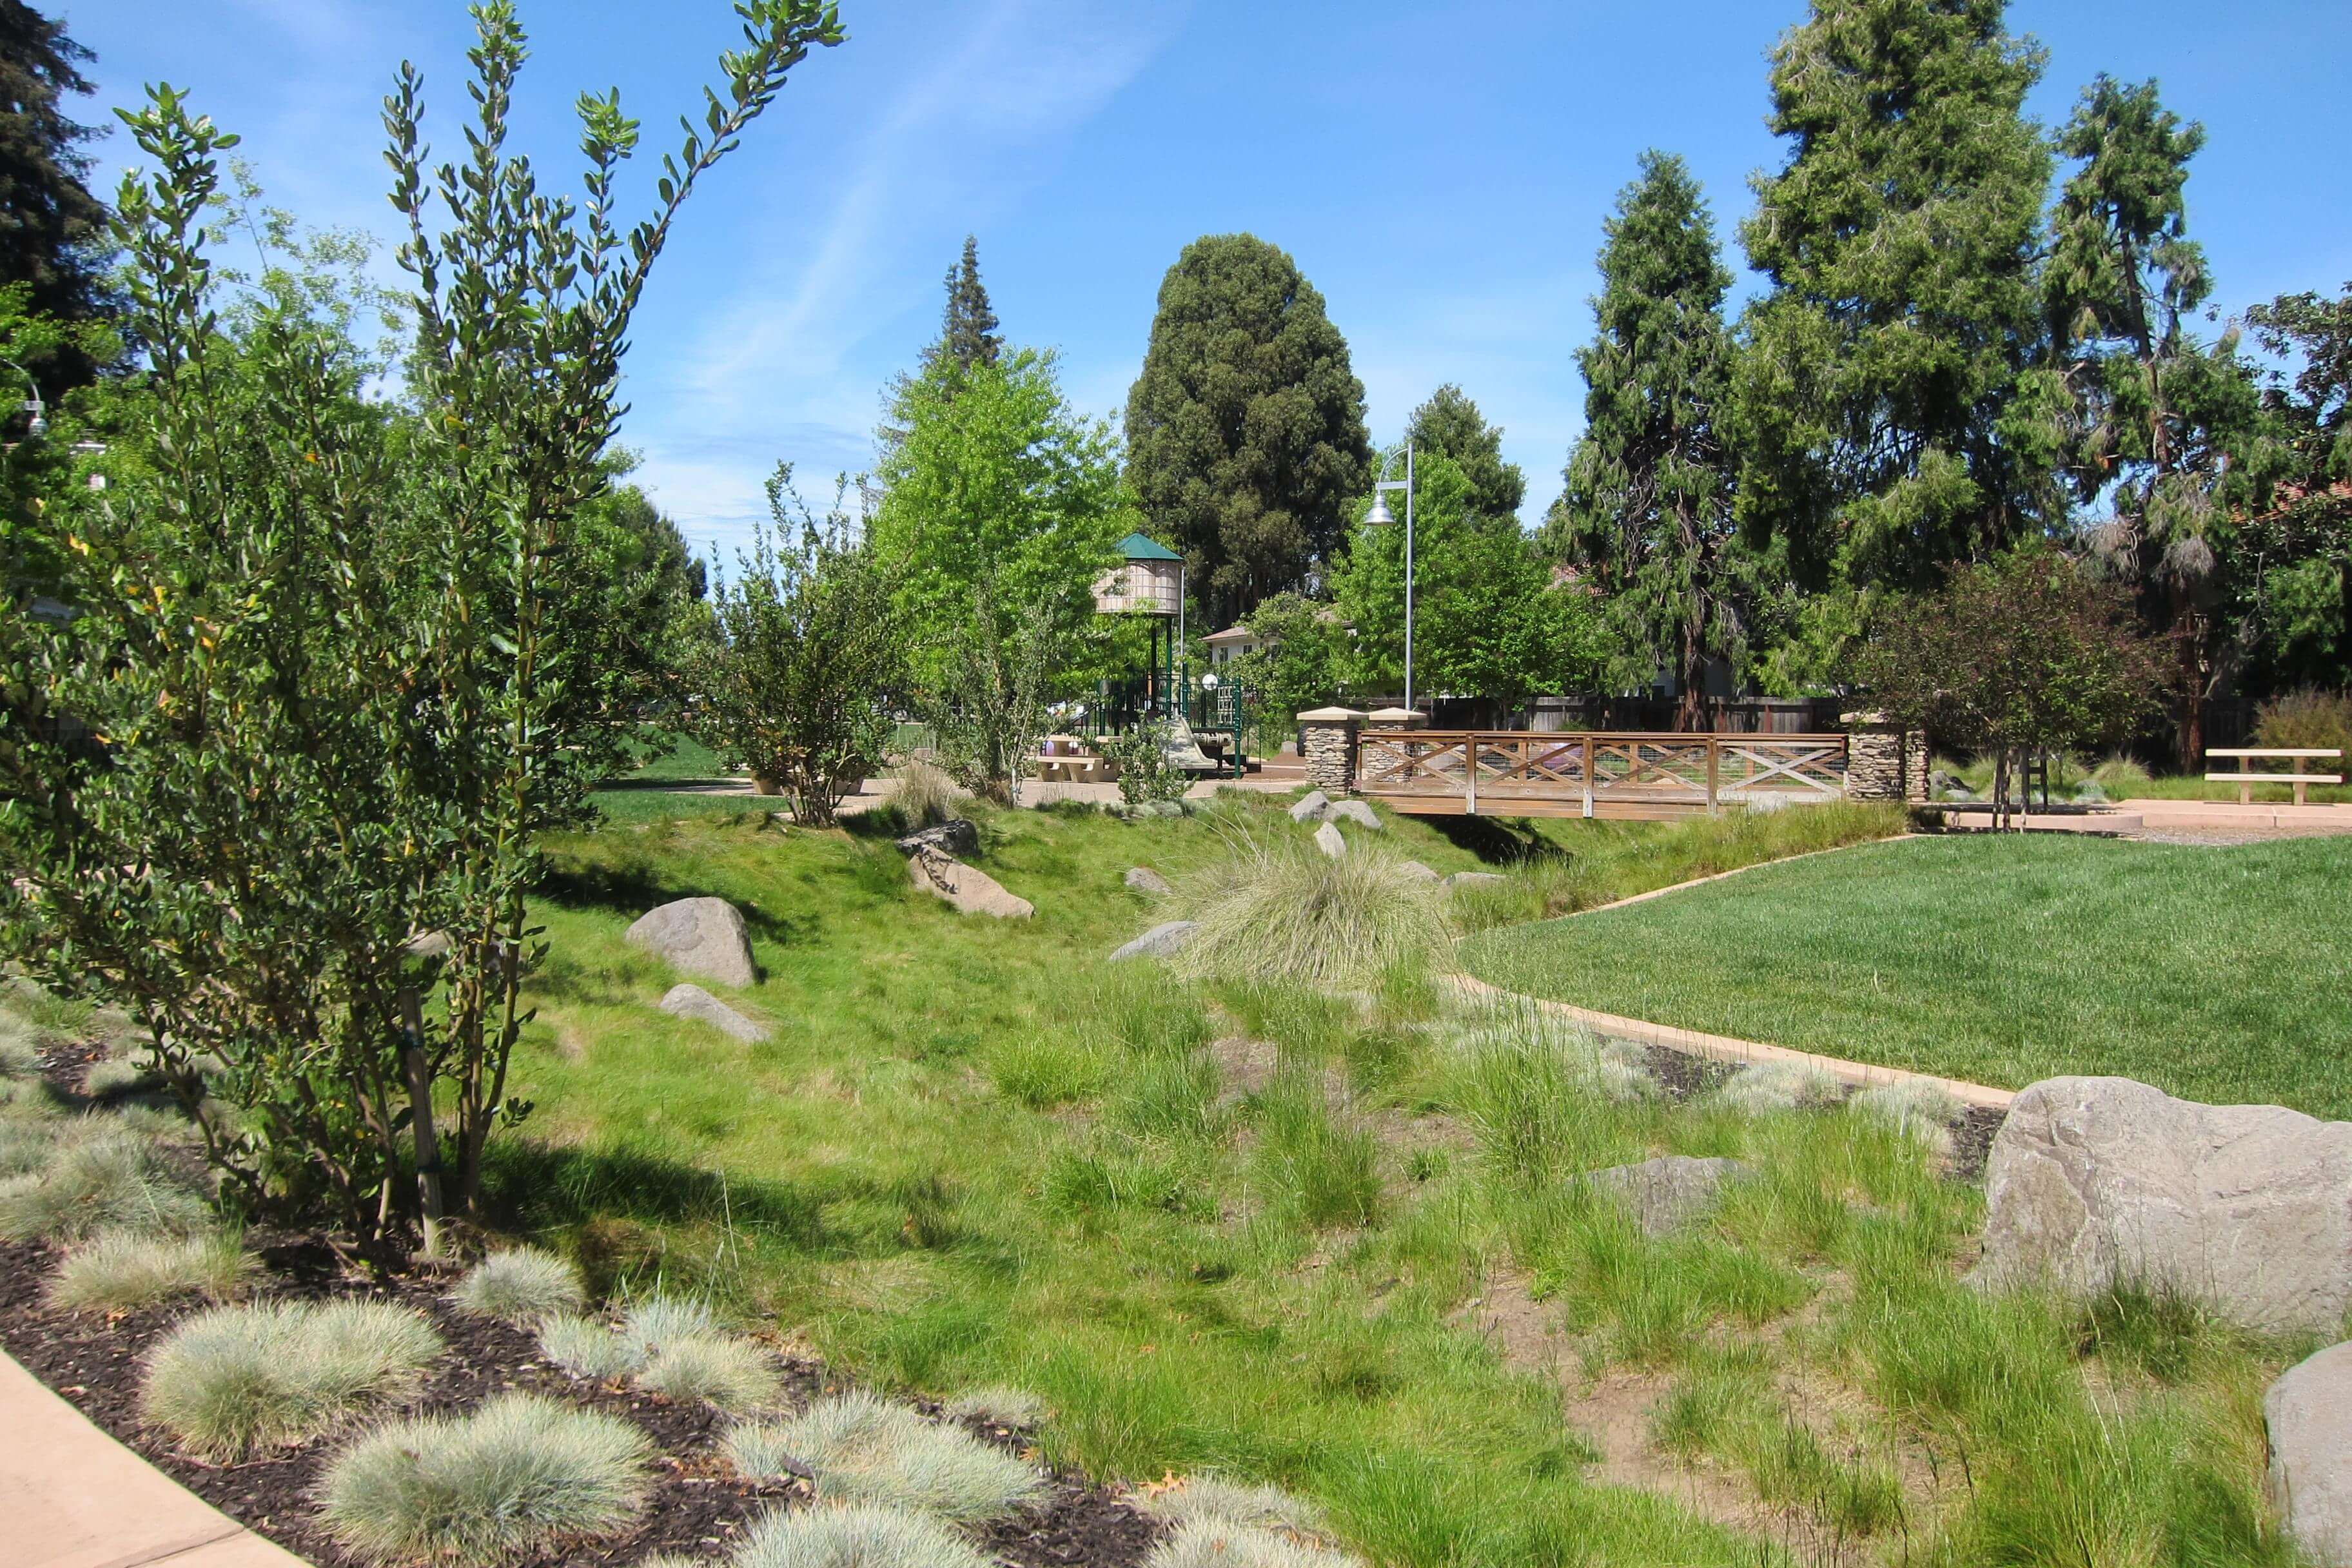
[{"left": 1353, "top": 730, "right": 1850, "bottom": 818}]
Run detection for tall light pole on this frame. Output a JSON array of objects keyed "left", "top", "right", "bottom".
[
  {"left": 0, "top": 358, "right": 46, "bottom": 441},
  {"left": 1366, "top": 441, "right": 1416, "bottom": 712}
]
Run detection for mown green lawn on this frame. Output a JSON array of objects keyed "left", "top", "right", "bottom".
[{"left": 1465, "top": 832, "right": 2352, "bottom": 1117}]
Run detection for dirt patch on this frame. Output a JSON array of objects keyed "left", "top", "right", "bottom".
[
  {"left": 1638, "top": 1043, "right": 1736, "bottom": 1102},
  {"left": 1949, "top": 1104, "right": 2006, "bottom": 1183},
  {"left": 0, "top": 1235, "right": 1160, "bottom": 1568}
]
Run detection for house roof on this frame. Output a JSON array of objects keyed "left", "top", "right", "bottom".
[
  {"left": 1115, "top": 531, "right": 1182, "bottom": 562},
  {"left": 1204, "top": 625, "right": 1258, "bottom": 645}
]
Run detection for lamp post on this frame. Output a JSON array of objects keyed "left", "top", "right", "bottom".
[
  {"left": 0, "top": 358, "right": 46, "bottom": 441},
  {"left": 1366, "top": 440, "right": 1416, "bottom": 712}
]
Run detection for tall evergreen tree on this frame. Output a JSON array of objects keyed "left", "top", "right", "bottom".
[
  {"left": 1736, "top": 0, "right": 2059, "bottom": 594},
  {"left": 2049, "top": 75, "right": 2278, "bottom": 763},
  {"left": 1405, "top": 382, "right": 1525, "bottom": 520},
  {"left": 934, "top": 233, "right": 1000, "bottom": 372},
  {"left": 1123, "top": 233, "right": 1371, "bottom": 623},
  {"left": 0, "top": 2, "right": 112, "bottom": 386},
  {"left": 1551, "top": 152, "right": 1747, "bottom": 729}
]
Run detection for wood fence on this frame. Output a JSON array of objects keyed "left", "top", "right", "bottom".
[{"left": 1353, "top": 730, "right": 1851, "bottom": 819}]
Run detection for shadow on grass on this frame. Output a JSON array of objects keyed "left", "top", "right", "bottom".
[
  {"left": 1422, "top": 814, "right": 1569, "bottom": 866},
  {"left": 484, "top": 1137, "right": 827, "bottom": 1245},
  {"left": 534, "top": 861, "right": 807, "bottom": 951}
]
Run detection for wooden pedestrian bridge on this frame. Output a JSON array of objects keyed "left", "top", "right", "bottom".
[{"left": 1352, "top": 729, "right": 1853, "bottom": 820}]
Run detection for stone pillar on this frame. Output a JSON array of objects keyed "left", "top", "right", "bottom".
[
  {"left": 1841, "top": 711, "right": 1928, "bottom": 803},
  {"left": 1297, "top": 706, "right": 1366, "bottom": 794}
]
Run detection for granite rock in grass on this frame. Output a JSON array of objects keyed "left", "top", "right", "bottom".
[
  {"left": 1397, "top": 860, "right": 1441, "bottom": 883},
  {"left": 1313, "top": 821, "right": 1347, "bottom": 859},
  {"left": 1326, "top": 799, "right": 1382, "bottom": 831},
  {"left": 1581, "top": 1155, "right": 1751, "bottom": 1237},
  {"left": 1444, "top": 871, "right": 1507, "bottom": 892},
  {"left": 906, "top": 849, "right": 1033, "bottom": 919},
  {"left": 1124, "top": 867, "right": 1173, "bottom": 896},
  {"left": 1288, "top": 790, "right": 1331, "bottom": 824},
  {"left": 1974, "top": 1076, "right": 2352, "bottom": 1333},
  {"left": 2268, "top": 1341, "right": 2352, "bottom": 1567},
  {"left": 660, "top": 985, "right": 770, "bottom": 1043},
  {"left": 1110, "top": 921, "right": 1198, "bottom": 963},
  {"left": 895, "top": 819, "right": 979, "bottom": 859},
  {"left": 624, "top": 897, "right": 757, "bottom": 988}
]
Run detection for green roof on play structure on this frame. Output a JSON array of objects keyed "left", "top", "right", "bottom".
[{"left": 1115, "top": 531, "right": 1182, "bottom": 562}]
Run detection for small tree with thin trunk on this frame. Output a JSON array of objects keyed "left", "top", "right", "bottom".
[{"left": 1850, "top": 553, "right": 2170, "bottom": 828}]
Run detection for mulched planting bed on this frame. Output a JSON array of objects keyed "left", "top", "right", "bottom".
[{"left": 0, "top": 1233, "right": 1163, "bottom": 1568}]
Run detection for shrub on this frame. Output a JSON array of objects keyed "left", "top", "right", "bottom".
[
  {"left": 142, "top": 1298, "right": 443, "bottom": 1460},
  {"left": 1709, "top": 1061, "right": 1844, "bottom": 1117},
  {"left": 319, "top": 1392, "right": 651, "bottom": 1565},
  {"left": 0, "top": 1130, "right": 210, "bottom": 1240},
  {"left": 539, "top": 1313, "right": 639, "bottom": 1381},
  {"left": 729, "top": 1502, "right": 990, "bottom": 1568},
  {"left": 727, "top": 1389, "right": 1043, "bottom": 1522},
  {"left": 1099, "top": 721, "right": 1191, "bottom": 806},
  {"left": 50, "top": 1230, "right": 255, "bottom": 1313},
  {"left": 2255, "top": 687, "right": 2352, "bottom": 758},
  {"left": 451, "top": 1248, "right": 586, "bottom": 1326},
  {"left": 1146, "top": 1518, "right": 1363, "bottom": 1568},
  {"left": 1176, "top": 839, "right": 1449, "bottom": 991},
  {"left": 636, "top": 1332, "right": 783, "bottom": 1414},
  {"left": 943, "top": 1385, "right": 1046, "bottom": 1429},
  {"left": 2090, "top": 755, "right": 2154, "bottom": 793},
  {"left": 892, "top": 758, "right": 962, "bottom": 828}
]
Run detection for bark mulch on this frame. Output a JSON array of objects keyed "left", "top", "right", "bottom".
[{"left": 0, "top": 1234, "right": 1162, "bottom": 1568}]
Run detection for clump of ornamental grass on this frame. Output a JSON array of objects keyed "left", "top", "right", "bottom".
[
  {"left": 1847, "top": 1080, "right": 1963, "bottom": 1155},
  {"left": 537, "top": 1296, "right": 781, "bottom": 1413},
  {"left": 141, "top": 1298, "right": 444, "bottom": 1460},
  {"left": 1146, "top": 1518, "right": 1364, "bottom": 1568},
  {"left": 0, "top": 1128, "right": 210, "bottom": 1240},
  {"left": 49, "top": 1228, "right": 255, "bottom": 1313},
  {"left": 634, "top": 1330, "right": 783, "bottom": 1413},
  {"left": 318, "top": 1392, "right": 650, "bottom": 1565},
  {"left": 891, "top": 758, "right": 962, "bottom": 828},
  {"left": 1438, "top": 1000, "right": 1656, "bottom": 1106},
  {"left": 83, "top": 1054, "right": 162, "bottom": 1101},
  {"left": 1175, "top": 835, "right": 1449, "bottom": 992},
  {"left": 727, "top": 1389, "right": 1043, "bottom": 1522},
  {"left": 1709, "top": 1060, "right": 1845, "bottom": 1117},
  {"left": 728, "top": 1502, "right": 991, "bottom": 1568},
  {"left": 1141, "top": 1475, "right": 1326, "bottom": 1536},
  {"left": 451, "top": 1247, "right": 586, "bottom": 1326},
  {"left": 539, "top": 1313, "right": 640, "bottom": 1381},
  {"left": 0, "top": 1034, "right": 42, "bottom": 1079},
  {"left": 943, "top": 1384, "right": 1046, "bottom": 1429}
]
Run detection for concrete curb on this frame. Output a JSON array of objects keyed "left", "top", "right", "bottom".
[{"left": 3, "top": 1349, "right": 310, "bottom": 1568}]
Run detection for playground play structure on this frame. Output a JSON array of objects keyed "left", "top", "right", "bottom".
[{"left": 1081, "top": 532, "right": 1253, "bottom": 778}]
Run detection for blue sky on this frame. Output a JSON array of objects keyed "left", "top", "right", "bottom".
[{"left": 70, "top": 1, "right": 2352, "bottom": 564}]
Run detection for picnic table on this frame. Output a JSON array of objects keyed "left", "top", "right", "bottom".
[
  {"left": 2204, "top": 747, "right": 2343, "bottom": 806},
  {"left": 1035, "top": 738, "right": 1112, "bottom": 783}
]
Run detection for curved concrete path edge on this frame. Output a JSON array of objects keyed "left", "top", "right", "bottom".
[{"left": 2, "top": 1349, "right": 310, "bottom": 1568}]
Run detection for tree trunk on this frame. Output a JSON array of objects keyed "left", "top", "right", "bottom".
[
  {"left": 1674, "top": 608, "right": 1705, "bottom": 732},
  {"left": 398, "top": 983, "right": 445, "bottom": 1258}
]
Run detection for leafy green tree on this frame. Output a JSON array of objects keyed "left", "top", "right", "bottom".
[
  {"left": 686, "top": 465, "right": 902, "bottom": 827},
  {"left": 1331, "top": 454, "right": 1598, "bottom": 714},
  {"left": 924, "top": 578, "right": 1061, "bottom": 805},
  {"left": 1406, "top": 383, "right": 1524, "bottom": 520},
  {"left": 1226, "top": 591, "right": 1344, "bottom": 738},
  {"left": 1736, "top": 0, "right": 2060, "bottom": 593},
  {"left": 2048, "top": 75, "right": 2282, "bottom": 765},
  {"left": 1552, "top": 151, "right": 1752, "bottom": 727},
  {"left": 934, "top": 234, "right": 1001, "bottom": 373},
  {"left": 0, "top": 1, "right": 115, "bottom": 387},
  {"left": 2246, "top": 282, "right": 2352, "bottom": 688},
  {"left": 1124, "top": 233, "right": 1371, "bottom": 622},
  {"left": 1852, "top": 552, "right": 2168, "bottom": 827},
  {"left": 872, "top": 346, "right": 1129, "bottom": 688}
]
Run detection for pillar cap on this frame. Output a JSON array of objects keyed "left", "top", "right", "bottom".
[
  {"left": 1297, "top": 706, "right": 1366, "bottom": 721},
  {"left": 1366, "top": 707, "right": 1426, "bottom": 726}
]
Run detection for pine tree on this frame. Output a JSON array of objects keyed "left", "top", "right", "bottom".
[
  {"left": 1553, "top": 152, "right": 1747, "bottom": 729},
  {"left": 934, "top": 233, "right": 1001, "bottom": 372},
  {"left": 1124, "top": 233, "right": 1371, "bottom": 623},
  {"left": 0, "top": 1, "right": 113, "bottom": 386},
  {"left": 1736, "top": 0, "right": 2057, "bottom": 593},
  {"left": 1405, "top": 383, "right": 1525, "bottom": 520},
  {"left": 2050, "top": 75, "right": 2280, "bottom": 764}
]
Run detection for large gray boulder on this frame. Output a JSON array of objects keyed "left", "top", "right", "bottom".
[
  {"left": 1581, "top": 1155, "right": 1750, "bottom": 1237},
  {"left": 1288, "top": 790, "right": 1331, "bottom": 824},
  {"left": 1110, "top": 921, "right": 1197, "bottom": 962},
  {"left": 1326, "top": 799, "right": 1382, "bottom": 831},
  {"left": 2268, "top": 1341, "right": 2352, "bottom": 1567},
  {"left": 1975, "top": 1076, "right": 2352, "bottom": 1333},
  {"left": 896, "top": 819, "right": 979, "bottom": 859},
  {"left": 1124, "top": 867, "right": 1172, "bottom": 896},
  {"left": 625, "top": 897, "right": 757, "bottom": 988},
  {"left": 659, "top": 983, "right": 770, "bottom": 1043},
  {"left": 1313, "top": 821, "right": 1347, "bottom": 859}
]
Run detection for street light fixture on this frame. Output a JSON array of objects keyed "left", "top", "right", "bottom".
[
  {"left": 1365, "top": 440, "right": 1416, "bottom": 712},
  {"left": 0, "top": 358, "right": 45, "bottom": 440}
]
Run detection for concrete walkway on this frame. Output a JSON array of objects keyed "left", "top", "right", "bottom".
[{"left": 2, "top": 1350, "right": 308, "bottom": 1568}]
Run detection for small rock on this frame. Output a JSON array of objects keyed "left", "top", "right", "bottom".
[
  {"left": 1146, "top": 799, "right": 1186, "bottom": 819},
  {"left": 1444, "top": 871, "right": 1507, "bottom": 892},
  {"left": 1327, "top": 799, "right": 1382, "bottom": 830},
  {"left": 659, "top": 983, "right": 770, "bottom": 1043},
  {"left": 1124, "top": 867, "right": 1173, "bottom": 895},
  {"left": 1580, "top": 1155, "right": 1751, "bottom": 1237},
  {"left": 1110, "top": 921, "right": 1197, "bottom": 961},
  {"left": 907, "top": 849, "right": 1034, "bottom": 918},
  {"left": 2268, "top": 1341, "right": 2352, "bottom": 1567},
  {"left": 1313, "top": 821, "right": 1347, "bottom": 859},
  {"left": 401, "top": 930, "right": 453, "bottom": 960},
  {"left": 1398, "top": 860, "right": 1441, "bottom": 883},
  {"left": 1289, "top": 790, "right": 1331, "bottom": 823},
  {"left": 896, "top": 819, "right": 979, "bottom": 859},
  {"left": 624, "top": 896, "right": 758, "bottom": 988}
]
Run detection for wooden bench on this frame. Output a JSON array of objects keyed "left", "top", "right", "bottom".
[{"left": 2204, "top": 747, "right": 2343, "bottom": 806}]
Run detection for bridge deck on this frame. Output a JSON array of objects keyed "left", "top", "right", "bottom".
[{"left": 1353, "top": 730, "right": 1850, "bottom": 821}]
